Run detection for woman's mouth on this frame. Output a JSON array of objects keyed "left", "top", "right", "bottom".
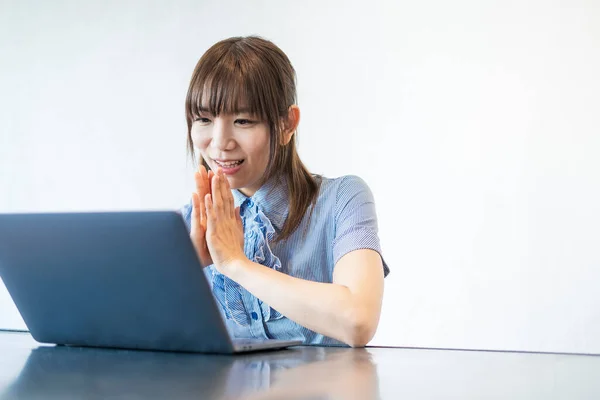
[{"left": 213, "top": 159, "right": 244, "bottom": 175}]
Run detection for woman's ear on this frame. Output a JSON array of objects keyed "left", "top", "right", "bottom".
[{"left": 281, "top": 105, "right": 300, "bottom": 145}]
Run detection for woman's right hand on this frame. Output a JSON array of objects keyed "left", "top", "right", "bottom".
[{"left": 191, "top": 164, "right": 214, "bottom": 268}]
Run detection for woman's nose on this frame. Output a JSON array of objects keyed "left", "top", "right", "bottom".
[{"left": 211, "top": 120, "right": 236, "bottom": 151}]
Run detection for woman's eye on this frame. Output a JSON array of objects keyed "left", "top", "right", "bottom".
[
  {"left": 235, "top": 119, "right": 253, "bottom": 126},
  {"left": 194, "top": 117, "right": 211, "bottom": 124}
]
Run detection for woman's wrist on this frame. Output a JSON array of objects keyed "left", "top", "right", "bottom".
[{"left": 220, "top": 256, "right": 251, "bottom": 279}]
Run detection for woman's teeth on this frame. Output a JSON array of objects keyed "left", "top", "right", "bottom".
[{"left": 215, "top": 160, "right": 243, "bottom": 168}]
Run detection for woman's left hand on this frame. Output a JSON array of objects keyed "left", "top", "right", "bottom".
[{"left": 204, "top": 168, "right": 246, "bottom": 275}]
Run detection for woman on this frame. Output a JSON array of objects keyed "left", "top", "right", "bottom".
[{"left": 181, "top": 36, "right": 389, "bottom": 347}]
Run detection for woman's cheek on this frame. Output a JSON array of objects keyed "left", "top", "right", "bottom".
[{"left": 191, "top": 131, "right": 211, "bottom": 151}]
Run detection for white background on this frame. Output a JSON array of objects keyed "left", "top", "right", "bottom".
[{"left": 1, "top": 0, "right": 599, "bottom": 353}]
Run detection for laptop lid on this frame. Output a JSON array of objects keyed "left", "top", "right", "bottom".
[{"left": 0, "top": 211, "right": 238, "bottom": 353}]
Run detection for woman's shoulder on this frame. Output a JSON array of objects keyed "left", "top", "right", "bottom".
[{"left": 316, "top": 174, "right": 374, "bottom": 202}]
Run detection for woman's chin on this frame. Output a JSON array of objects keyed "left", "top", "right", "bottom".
[{"left": 224, "top": 175, "right": 243, "bottom": 190}]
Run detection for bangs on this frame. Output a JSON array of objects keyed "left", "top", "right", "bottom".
[{"left": 186, "top": 52, "right": 270, "bottom": 121}]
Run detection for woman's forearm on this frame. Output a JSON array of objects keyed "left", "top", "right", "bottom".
[{"left": 226, "top": 259, "right": 374, "bottom": 346}]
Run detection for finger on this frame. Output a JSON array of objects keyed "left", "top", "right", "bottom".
[
  {"left": 195, "top": 171, "right": 206, "bottom": 199},
  {"left": 212, "top": 169, "right": 224, "bottom": 216},
  {"left": 203, "top": 166, "right": 212, "bottom": 196},
  {"left": 207, "top": 170, "right": 214, "bottom": 197},
  {"left": 191, "top": 192, "right": 202, "bottom": 233},
  {"left": 220, "top": 170, "right": 233, "bottom": 218},
  {"left": 204, "top": 193, "right": 215, "bottom": 228},
  {"left": 194, "top": 172, "right": 208, "bottom": 227},
  {"left": 198, "top": 168, "right": 208, "bottom": 224},
  {"left": 197, "top": 159, "right": 208, "bottom": 193}
]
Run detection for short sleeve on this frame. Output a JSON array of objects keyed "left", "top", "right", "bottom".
[{"left": 332, "top": 175, "right": 389, "bottom": 277}]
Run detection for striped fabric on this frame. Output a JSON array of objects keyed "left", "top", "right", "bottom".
[{"left": 181, "top": 175, "right": 389, "bottom": 346}]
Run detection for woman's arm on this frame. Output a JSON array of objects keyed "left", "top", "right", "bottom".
[
  {"left": 227, "top": 248, "right": 384, "bottom": 347},
  {"left": 203, "top": 169, "right": 385, "bottom": 347}
]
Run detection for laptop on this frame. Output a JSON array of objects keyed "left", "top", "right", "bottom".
[{"left": 0, "top": 211, "right": 302, "bottom": 353}]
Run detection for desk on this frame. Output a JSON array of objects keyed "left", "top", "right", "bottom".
[{"left": 0, "top": 332, "right": 599, "bottom": 399}]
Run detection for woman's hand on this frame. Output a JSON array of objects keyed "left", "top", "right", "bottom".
[
  {"left": 190, "top": 164, "right": 215, "bottom": 268},
  {"left": 204, "top": 168, "right": 246, "bottom": 275}
]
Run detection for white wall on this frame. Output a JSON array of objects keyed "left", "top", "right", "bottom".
[{"left": 1, "top": 0, "right": 599, "bottom": 353}]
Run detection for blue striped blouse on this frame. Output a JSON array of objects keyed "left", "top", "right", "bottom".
[{"left": 181, "top": 175, "right": 389, "bottom": 346}]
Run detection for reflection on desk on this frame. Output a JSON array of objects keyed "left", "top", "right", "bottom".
[
  {"left": 1, "top": 332, "right": 600, "bottom": 399},
  {"left": 1, "top": 345, "right": 379, "bottom": 400}
]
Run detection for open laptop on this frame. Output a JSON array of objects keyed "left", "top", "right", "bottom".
[{"left": 0, "top": 211, "right": 302, "bottom": 353}]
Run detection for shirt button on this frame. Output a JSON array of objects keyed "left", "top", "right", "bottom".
[{"left": 251, "top": 312, "right": 259, "bottom": 320}]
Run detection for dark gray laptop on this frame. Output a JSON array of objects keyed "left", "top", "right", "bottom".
[{"left": 0, "top": 211, "right": 302, "bottom": 353}]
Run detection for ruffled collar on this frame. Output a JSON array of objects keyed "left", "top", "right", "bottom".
[{"left": 232, "top": 175, "right": 289, "bottom": 231}]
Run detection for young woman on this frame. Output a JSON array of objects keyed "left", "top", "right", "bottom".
[{"left": 181, "top": 36, "right": 389, "bottom": 347}]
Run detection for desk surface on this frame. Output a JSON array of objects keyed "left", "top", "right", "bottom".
[{"left": 1, "top": 332, "right": 599, "bottom": 399}]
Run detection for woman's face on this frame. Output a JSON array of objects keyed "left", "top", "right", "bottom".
[{"left": 191, "top": 110, "right": 270, "bottom": 197}]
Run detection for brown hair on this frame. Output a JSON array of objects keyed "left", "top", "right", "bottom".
[{"left": 185, "top": 36, "right": 320, "bottom": 242}]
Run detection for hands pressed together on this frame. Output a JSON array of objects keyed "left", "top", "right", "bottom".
[{"left": 190, "top": 164, "right": 245, "bottom": 274}]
